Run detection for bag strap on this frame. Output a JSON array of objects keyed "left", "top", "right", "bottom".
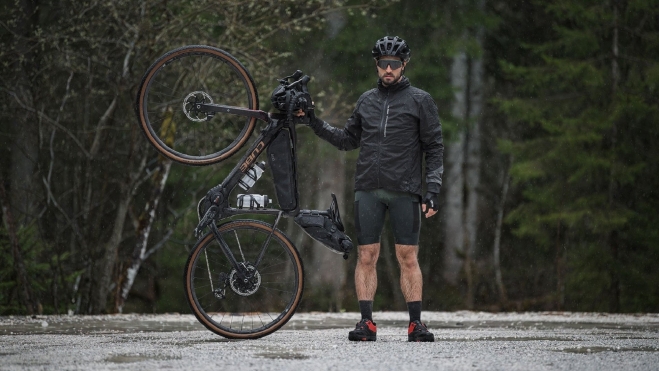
[{"left": 328, "top": 193, "right": 345, "bottom": 232}]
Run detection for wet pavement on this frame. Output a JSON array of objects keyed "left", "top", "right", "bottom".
[{"left": 1, "top": 311, "right": 658, "bottom": 370}]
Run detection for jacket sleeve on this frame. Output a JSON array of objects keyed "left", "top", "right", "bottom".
[
  {"left": 308, "top": 96, "right": 364, "bottom": 151},
  {"left": 419, "top": 94, "right": 444, "bottom": 189}
]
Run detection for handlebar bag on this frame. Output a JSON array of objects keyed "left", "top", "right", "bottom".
[{"left": 267, "top": 129, "right": 298, "bottom": 212}]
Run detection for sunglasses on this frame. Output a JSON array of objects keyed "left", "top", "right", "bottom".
[{"left": 376, "top": 59, "right": 403, "bottom": 70}]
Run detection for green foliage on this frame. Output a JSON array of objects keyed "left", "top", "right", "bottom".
[
  {"left": 3, "top": 0, "right": 658, "bottom": 315},
  {"left": 0, "top": 227, "right": 20, "bottom": 314},
  {"left": 496, "top": 0, "right": 659, "bottom": 312},
  {"left": 285, "top": 0, "right": 492, "bottom": 140},
  {"left": 266, "top": 0, "right": 494, "bottom": 312},
  {"left": 0, "top": 223, "right": 75, "bottom": 315}
]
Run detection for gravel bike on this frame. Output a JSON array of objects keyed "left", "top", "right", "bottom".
[{"left": 135, "top": 45, "right": 353, "bottom": 339}]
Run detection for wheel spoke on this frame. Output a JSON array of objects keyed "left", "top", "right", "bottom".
[
  {"left": 186, "top": 221, "right": 301, "bottom": 338},
  {"left": 138, "top": 46, "right": 256, "bottom": 165}
]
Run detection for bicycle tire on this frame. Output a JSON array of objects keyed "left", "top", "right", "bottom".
[
  {"left": 136, "top": 45, "right": 259, "bottom": 166},
  {"left": 184, "top": 220, "right": 304, "bottom": 339}
]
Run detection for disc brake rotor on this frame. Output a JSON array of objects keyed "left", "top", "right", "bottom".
[
  {"left": 183, "top": 91, "right": 213, "bottom": 122},
  {"left": 229, "top": 263, "right": 261, "bottom": 296}
]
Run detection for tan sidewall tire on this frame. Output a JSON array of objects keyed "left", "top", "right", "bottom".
[
  {"left": 136, "top": 45, "right": 258, "bottom": 166},
  {"left": 184, "top": 220, "right": 304, "bottom": 339}
]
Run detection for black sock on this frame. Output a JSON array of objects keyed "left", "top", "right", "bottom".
[
  {"left": 359, "top": 300, "right": 373, "bottom": 321},
  {"left": 407, "top": 301, "right": 421, "bottom": 323}
]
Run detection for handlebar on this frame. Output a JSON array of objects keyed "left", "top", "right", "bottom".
[
  {"left": 271, "top": 70, "right": 313, "bottom": 117},
  {"left": 286, "top": 75, "right": 311, "bottom": 91}
]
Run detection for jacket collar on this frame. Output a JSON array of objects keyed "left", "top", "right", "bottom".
[{"left": 377, "top": 76, "right": 410, "bottom": 93}]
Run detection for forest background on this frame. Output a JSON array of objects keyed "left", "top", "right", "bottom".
[{"left": 1, "top": 0, "right": 658, "bottom": 315}]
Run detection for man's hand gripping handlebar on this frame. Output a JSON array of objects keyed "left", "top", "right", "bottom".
[{"left": 271, "top": 70, "right": 315, "bottom": 124}]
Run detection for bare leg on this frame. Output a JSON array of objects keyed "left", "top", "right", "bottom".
[
  {"left": 395, "top": 244, "right": 422, "bottom": 302},
  {"left": 355, "top": 243, "right": 380, "bottom": 300}
]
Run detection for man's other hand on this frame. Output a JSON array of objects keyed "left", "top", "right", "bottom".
[{"left": 422, "top": 192, "right": 439, "bottom": 218}]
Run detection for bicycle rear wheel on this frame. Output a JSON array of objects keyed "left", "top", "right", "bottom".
[
  {"left": 136, "top": 45, "right": 259, "bottom": 165},
  {"left": 184, "top": 220, "right": 304, "bottom": 339}
]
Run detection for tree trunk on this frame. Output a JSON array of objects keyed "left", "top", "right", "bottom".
[
  {"left": 493, "top": 158, "right": 510, "bottom": 306},
  {"left": 608, "top": 0, "right": 621, "bottom": 313},
  {"left": 555, "top": 220, "right": 565, "bottom": 310},
  {"left": 88, "top": 196, "right": 130, "bottom": 314},
  {"left": 308, "top": 150, "right": 347, "bottom": 311},
  {"left": 0, "top": 178, "right": 40, "bottom": 314},
  {"left": 444, "top": 51, "right": 483, "bottom": 308},
  {"left": 9, "top": 0, "right": 41, "bottom": 226},
  {"left": 443, "top": 146, "right": 464, "bottom": 283},
  {"left": 443, "top": 51, "right": 468, "bottom": 286},
  {"left": 88, "top": 148, "right": 146, "bottom": 314},
  {"left": 116, "top": 158, "right": 172, "bottom": 313},
  {"left": 443, "top": 0, "right": 485, "bottom": 309}
]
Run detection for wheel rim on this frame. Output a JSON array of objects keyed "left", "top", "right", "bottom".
[
  {"left": 188, "top": 223, "right": 302, "bottom": 336},
  {"left": 141, "top": 49, "right": 256, "bottom": 163}
]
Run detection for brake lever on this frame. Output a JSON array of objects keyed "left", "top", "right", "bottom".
[
  {"left": 281, "top": 70, "right": 303, "bottom": 83},
  {"left": 286, "top": 75, "right": 310, "bottom": 90}
]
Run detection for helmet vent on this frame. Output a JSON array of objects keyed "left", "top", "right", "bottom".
[{"left": 372, "top": 36, "right": 411, "bottom": 61}]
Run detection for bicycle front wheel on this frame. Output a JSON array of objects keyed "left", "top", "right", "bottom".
[
  {"left": 136, "top": 45, "right": 259, "bottom": 165},
  {"left": 184, "top": 220, "right": 304, "bottom": 339}
]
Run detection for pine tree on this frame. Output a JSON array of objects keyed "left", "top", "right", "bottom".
[{"left": 497, "top": 0, "right": 659, "bottom": 311}]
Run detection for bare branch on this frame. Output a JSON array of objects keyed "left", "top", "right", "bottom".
[
  {"left": 242, "top": 4, "right": 376, "bottom": 51},
  {"left": 143, "top": 228, "right": 174, "bottom": 261},
  {"left": 6, "top": 90, "right": 91, "bottom": 158},
  {"left": 89, "top": 96, "right": 117, "bottom": 158},
  {"left": 42, "top": 177, "right": 88, "bottom": 251}
]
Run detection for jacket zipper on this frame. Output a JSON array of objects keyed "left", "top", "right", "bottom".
[
  {"left": 378, "top": 93, "right": 390, "bottom": 137},
  {"left": 377, "top": 91, "right": 389, "bottom": 188},
  {"left": 383, "top": 105, "right": 390, "bottom": 137}
]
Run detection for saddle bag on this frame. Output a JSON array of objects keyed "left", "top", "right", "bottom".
[
  {"left": 294, "top": 194, "right": 354, "bottom": 256},
  {"left": 267, "top": 128, "right": 298, "bottom": 212}
]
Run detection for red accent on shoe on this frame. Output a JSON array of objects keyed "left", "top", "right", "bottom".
[
  {"left": 367, "top": 321, "right": 377, "bottom": 332},
  {"left": 408, "top": 322, "right": 415, "bottom": 335}
]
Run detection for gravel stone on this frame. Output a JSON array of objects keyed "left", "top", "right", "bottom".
[{"left": 1, "top": 312, "right": 657, "bottom": 371}]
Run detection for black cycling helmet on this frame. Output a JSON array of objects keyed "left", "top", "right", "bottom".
[{"left": 371, "top": 36, "right": 411, "bottom": 62}]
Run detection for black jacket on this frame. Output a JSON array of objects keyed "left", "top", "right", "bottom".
[{"left": 310, "top": 77, "right": 444, "bottom": 196}]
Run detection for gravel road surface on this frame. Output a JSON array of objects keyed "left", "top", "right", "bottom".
[{"left": 1, "top": 311, "right": 658, "bottom": 370}]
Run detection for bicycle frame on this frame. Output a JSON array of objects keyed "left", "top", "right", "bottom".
[{"left": 194, "top": 107, "right": 306, "bottom": 280}]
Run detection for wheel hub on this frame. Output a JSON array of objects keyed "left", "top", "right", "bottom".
[
  {"left": 229, "top": 263, "right": 261, "bottom": 296},
  {"left": 183, "top": 91, "right": 213, "bottom": 122}
]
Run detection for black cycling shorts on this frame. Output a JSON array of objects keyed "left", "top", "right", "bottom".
[{"left": 354, "top": 189, "right": 421, "bottom": 246}]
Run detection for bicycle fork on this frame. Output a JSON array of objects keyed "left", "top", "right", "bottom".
[{"left": 206, "top": 212, "right": 284, "bottom": 299}]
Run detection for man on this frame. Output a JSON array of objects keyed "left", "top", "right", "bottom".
[{"left": 303, "top": 36, "right": 443, "bottom": 342}]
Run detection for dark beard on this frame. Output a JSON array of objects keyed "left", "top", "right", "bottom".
[{"left": 381, "top": 73, "right": 402, "bottom": 86}]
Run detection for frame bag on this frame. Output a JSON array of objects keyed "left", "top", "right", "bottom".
[{"left": 267, "top": 128, "right": 298, "bottom": 212}]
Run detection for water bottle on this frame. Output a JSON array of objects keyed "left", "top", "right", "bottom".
[
  {"left": 236, "top": 194, "right": 271, "bottom": 209},
  {"left": 238, "top": 161, "right": 266, "bottom": 191}
]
